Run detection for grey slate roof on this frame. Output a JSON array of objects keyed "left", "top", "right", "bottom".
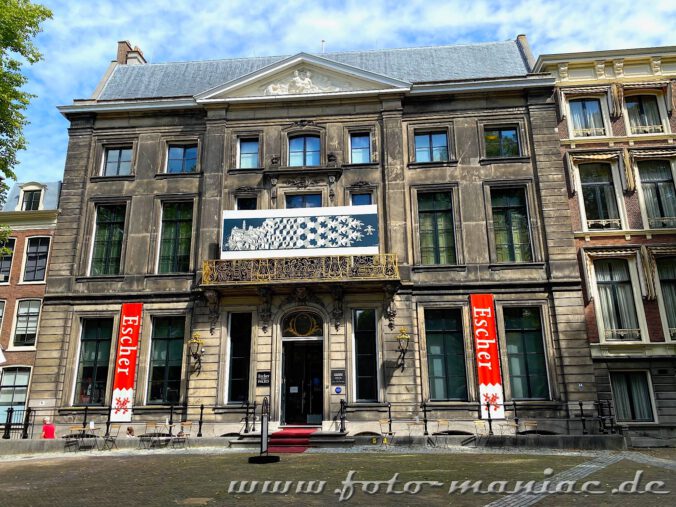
[
  {"left": 98, "top": 40, "right": 530, "bottom": 101},
  {"left": 3, "top": 181, "right": 61, "bottom": 212}
]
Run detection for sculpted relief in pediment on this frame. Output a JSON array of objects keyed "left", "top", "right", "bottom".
[{"left": 261, "top": 68, "right": 361, "bottom": 95}]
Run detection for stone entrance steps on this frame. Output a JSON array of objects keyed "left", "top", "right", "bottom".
[{"left": 228, "top": 430, "right": 355, "bottom": 450}]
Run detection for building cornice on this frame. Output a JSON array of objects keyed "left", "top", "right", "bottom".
[
  {"left": 535, "top": 46, "right": 676, "bottom": 72},
  {"left": 0, "top": 209, "right": 58, "bottom": 228}
]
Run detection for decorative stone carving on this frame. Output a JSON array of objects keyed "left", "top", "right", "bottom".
[
  {"left": 284, "top": 287, "right": 324, "bottom": 308},
  {"left": 558, "top": 63, "right": 568, "bottom": 81},
  {"left": 613, "top": 59, "right": 624, "bottom": 78},
  {"left": 270, "top": 177, "right": 278, "bottom": 201},
  {"left": 271, "top": 155, "right": 281, "bottom": 166},
  {"left": 384, "top": 284, "right": 398, "bottom": 331},
  {"left": 328, "top": 175, "right": 336, "bottom": 203},
  {"left": 352, "top": 180, "right": 372, "bottom": 188},
  {"left": 262, "top": 69, "right": 359, "bottom": 96},
  {"left": 203, "top": 289, "right": 219, "bottom": 335},
  {"left": 235, "top": 186, "right": 259, "bottom": 194},
  {"left": 292, "top": 120, "right": 317, "bottom": 128},
  {"left": 285, "top": 176, "right": 319, "bottom": 188},
  {"left": 651, "top": 57, "right": 662, "bottom": 75},
  {"left": 327, "top": 152, "right": 337, "bottom": 167},
  {"left": 330, "top": 286, "right": 344, "bottom": 331},
  {"left": 594, "top": 61, "right": 606, "bottom": 79},
  {"left": 258, "top": 287, "right": 272, "bottom": 333}
]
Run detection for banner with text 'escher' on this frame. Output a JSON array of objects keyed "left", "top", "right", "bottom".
[
  {"left": 110, "top": 303, "right": 143, "bottom": 422},
  {"left": 470, "top": 294, "right": 505, "bottom": 420}
]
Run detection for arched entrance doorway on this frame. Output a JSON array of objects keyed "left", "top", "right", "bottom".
[{"left": 281, "top": 311, "right": 324, "bottom": 425}]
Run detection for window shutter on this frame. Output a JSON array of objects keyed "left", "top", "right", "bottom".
[
  {"left": 639, "top": 246, "right": 657, "bottom": 300},
  {"left": 579, "top": 248, "right": 593, "bottom": 303},
  {"left": 563, "top": 152, "right": 576, "bottom": 196},
  {"left": 667, "top": 80, "right": 675, "bottom": 116},
  {"left": 620, "top": 148, "right": 636, "bottom": 193},
  {"left": 555, "top": 88, "right": 565, "bottom": 121}
]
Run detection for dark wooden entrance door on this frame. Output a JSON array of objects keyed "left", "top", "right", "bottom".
[{"left": 282, "top": 341, "right": 323, "bottom": 425}]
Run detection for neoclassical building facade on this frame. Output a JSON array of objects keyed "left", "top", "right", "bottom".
[{"left": 29, "top": 37, "right": 596, "bottom": 436}]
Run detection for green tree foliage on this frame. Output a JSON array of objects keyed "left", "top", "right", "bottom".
[{"left": 0, "top": 0, "right": 52, "bottom": 254}]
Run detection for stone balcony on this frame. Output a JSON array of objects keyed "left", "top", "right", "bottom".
[{"left": 202, "top": 254, "right": 399, "bottom": 286}]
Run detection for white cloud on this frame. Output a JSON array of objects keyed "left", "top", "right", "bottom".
[{"left": 13, "top": 0, "right": 676, "bottom": 183}]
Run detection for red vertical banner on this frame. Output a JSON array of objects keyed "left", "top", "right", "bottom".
[
  {"left": 111, "top": 303, "right": 143, "bottom": 422},
  {"left": 470, "top": 294, "right": 505, "bottom": 420}
]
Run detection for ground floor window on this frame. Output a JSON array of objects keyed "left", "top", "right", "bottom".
[
  {"left": 148, "top": 316, "right": 185, "bottom": 404},
  {"left": 504, "top": 307, "right": 549, "bottom": 400},
  {"left": 228, "top": 313, "right": 252, "bottom": 403},
  {"left": 353, "top": 309, "right": 378, "bottom": 402},
  {"left": 610, "top": 371, "right": 655, "bottom": 422},
  {"left": 0, "top": 367, "right": 30, "bottom": 423},
  {"left": 424, "top": 308, "right": 467, "bottom": 400},
  {"left": 75, "top": 319, "right": 113, "bottom": 405}
]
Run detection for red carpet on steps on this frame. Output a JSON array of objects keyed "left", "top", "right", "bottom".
[{"left": 268, "top": 427, "right": 317, "bottom": 453}]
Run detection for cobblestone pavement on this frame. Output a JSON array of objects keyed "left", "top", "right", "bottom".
[{"left": 0, "top": 448, "right": 674, "bottom": 506}]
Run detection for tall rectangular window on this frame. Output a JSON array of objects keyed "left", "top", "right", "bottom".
[
  {"left": 21, "top": 190, "right": 41, "bottom": 211},
  {"left": 418, "top": 192, "right": 455, "bottom": 265},
  {"left": 569, "top": 98, "right": 605, "bottom": 137},
  {"left": 103, "top": 147, "right": 132, "bottom": 176},
  {"left": 353, "top": 309, "right": 378, "bottom": 402},
  {"left": 91, "top": 204, "right": 126, "bottom": 276},
  {"left": 285, "top": 193, "right": 321, "bottom": 208},
  {"left": 0, "top": 238, "right": 15, "bottom": 283},
  {"left": 350, "top": 133, "right": 371, "bottom": 164},
  {"left": 484, "top": 127, "right": 520, "bottom": 158},
  {"left": 148, "top": 316, "right": 185, "bottom": 404},
  {"left": 580, "top": 163, "right": 621, "bottom": 229},
  {"left": 504, "top": 307, "right": 549, "bottom": 400},
  {"left": 74, "top": 319, "right": 113, "bottom": 406},
  {"left": 595, "top": 259, "right": 640, "bottom": 341},
  {"left": 23, "top": 237, "right": 50, "bottom": 282},
  {"left": 491, "top": 187, "right": 532, "bottom": 263},
  {"left": 13, "top": 300, "right": 41, "bottom": 347},
  {"left": 289, "top": 135, "right": 320, "bottom": 166},
  {"left": 425, "top": 309, "right": 467, "bottom": 401},
  {"left": 167, "top": 145, "right": 198, "bottom": 173},
  {"left": 158, "top": 202, "right": 193, "bottom": 274},
  {"left": 610, "top": 371, "right": 654, "bottom": 422},
  {"left": 0, "top": 367, "right": 30, "bottom": 423},
  {"left": 657, "top": 257, "right": 676, "bottom": 340},
  {"left": 238, "top": 139, "right": 259, "bottom": 169},
  {"left": 639, "top": 160, "right": 676, "bottom": 228},
  {"left": 414, "top": 132, "right": 448, "bottom": 162},
  {"left": 626, "top": 95, "right": 663, "bottom": 134},
  {"left": 228, "top": 313, "right": 252, "bottom": 403}
]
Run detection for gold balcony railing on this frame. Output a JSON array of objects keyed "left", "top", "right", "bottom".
[{"left": 202, "top": 254, "right": 399, "bottom": 285}]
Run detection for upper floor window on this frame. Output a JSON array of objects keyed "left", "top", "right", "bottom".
[
  {"left": 236, "top": 197, "right": 257, "bottom": 210},
  {"left": 424, "top": 308, "right": 467, "bottom": 401},
  {"left": 23, "top": 237, "right": 50, "bottom": 282},
  {"left": 490, "top": 187, "right": 532, "bottom": 263},
  {"left": 414, "top": 131, "right": 448, "bottom": 163},
  {"left": 91, "top": 204, "right": 126, "bottom": 276},
  {"left": 657, "top": 257, "right": 676, "bottom": 340},
  {"left": 13, "top": 300, "right": 41, "bottom": 347},
  {"left": 74, "top": 318, "right": 113, "bottom": 406},
  {"left": 504, "top": 307, "right": 549, "bottom": 400},
  {"left": 158, "top": 202, "right": 193, "bottom": 274},
  {"left": 21, "top": 190, "right": 41, "bottom": 211},
  {"left": 286, "top": 193, "right": 321, "bottom": 209},
  {"left": 351, "top": 193, "right": 372, "bottom": 206},
  {"left": 350, "top": 133, "right": 371, "bottom": 164},
  {"left": 484, "top": 127, "right": 520, "bottom": 158},
  {"left": 418, "top": 192, "right": 455, "bottom": 265},
  {"left": 569, "top": 98, "right": 606, "bottom": 137},
  {"left": 167, "top": 145, "right": 197, "bottom": 173},
  {"left": 238, "top": 138, "right": 260, "bottom": 169},
  {"left": 579, "top": 163, "right": 621, "bottom": 230},
  {"left": 0, "top": 238, "right": 15, "bottom": 283},
  {"left": 289, "top": 135, "right": 320, "bottom": 167},
  {"left": 626, "top": 95, "right": 664, "bottom": 134},
  {"left": 103, "top": 147, "right": 132, "bottom": 176},
  {"left": 638, "top": 160, "right": 676, "bottom": 229},
  {"left": 594, "top": 258, "right": 641, "bottom": 341}
]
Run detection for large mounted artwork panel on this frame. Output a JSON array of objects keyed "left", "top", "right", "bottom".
[{"left": 221, "top": 205, "right": 379, "bottom": 259}]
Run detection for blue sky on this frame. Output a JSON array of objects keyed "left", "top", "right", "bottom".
[{"left": 13, "top": 0, "right": 676, "bottom": 184}]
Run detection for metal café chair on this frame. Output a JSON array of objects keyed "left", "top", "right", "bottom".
[
  {"left": 433, "top": 419, "right": 450, "bottom": 448},
  {"left": 139, "top": 422, "right": 159, "bottom": 449},
  {"left": 64, "top": 425, "right": 82, "bottom": 452},
  {"left": 171, "top": 421, "right": 192, "bottom": 449},
  {"left": 473, "top": 420, "right": 489, "bottom": 447},
  {"left": 100, "top": 424, "right": 121, "bottom": 451}
]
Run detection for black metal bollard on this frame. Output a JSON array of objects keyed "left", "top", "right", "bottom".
[
  {"left": 251, "top": 401, "right": 257, "bottom": 433},
  {"left": 339, "top": 399, "right": 346, "bottom": 433},
  {"left": 2, "top": 407, "right": 14, "bottom": 439},
  {"left": 169, "top": 405, "right": 174, "bottom": 436},
  {"left": 22, "top": 408, "right": 32, "bottom": 439},
  {"left": 579, "top": 401, "right": 587, "bottom": 435},
  {"left": 486, "top": 402, "right": 493, "bottom": 436},
  {"left": 243, "top": 401, "right": 250, "bottom": 433},
  {"left": 513, "top": 401, "right": 520, "bottom": 428},
  {"left": 105, "top": 404, "right": 112, "bottom": 437},
  {"left": 82, "top": 405, "right": 89, "bottom": 429},
  {"left": 198, "top": 404, "right": 204, "bottom": 437},
  {"left": 387, "top": 402, "right": 392, "bottom": 435},
  {"left": 421, "top": 401, "right": 428, "bottom": 436}
]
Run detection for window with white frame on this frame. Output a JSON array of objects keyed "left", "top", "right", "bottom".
[
  {"left": 350, "top": 133, "right": 371, "bottom": 164},
  {"left": 23, "top": 237, "right": 50, "bottom": 282},
  {"left": 353, "top": 309, "right": 378, "bottom": 402},
  {"left": 637, "top": 160, "right": 676, "bottom": 229},
  {"left": 167, "top": 144, "right": 198, "bottom": 173},
  {"left": 0, "top": 238, "right": 15, "bottom": 283},
  {"left": 579, "top": 163, "right": 622, "bottom": 230},
  {"left": 103, "top": 147, "right": 133, "bottom": 176},
  {"left": 21, "top": 189, "right": 41, "bottom": 211},
  {"left": 626, "top": 95, "right": 664, "bottom": 135},
  {"left": 13, "top": 300, "right": 41, "bottom": 347},
  {"left": 414, "top": 131, "right": 449, "bottom": 163},
  {"left": 656, "top": 257, "right": 676, "bottom": 340},
  {"left": 0, "top": 300, "right": 5, "bottom": 330},
  {"left": 610, "top": 371, "right": 655, "bottom": 422},
  {"left": 594, "top": 259, "right": 642, "bottom": 341},
  {"left": 289, "top": 135, "right": 320, "bottom": 167},
  {"left": 0, "top": 367, "right": 30, "bottom": 423},
  {"left": 238, "top": 138, "right": 260, "bottom": 169},
  {"left": 569, "top": 98, "right": 606, "bottom": 137}
]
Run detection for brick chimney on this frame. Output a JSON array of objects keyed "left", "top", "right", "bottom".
[{"left": 116, "top": 40, "right": 147, "bottom": 65}]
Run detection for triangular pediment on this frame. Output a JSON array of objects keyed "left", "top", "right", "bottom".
[{"left": 195, "top": 53, "right": 411, "bottom": 101}]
